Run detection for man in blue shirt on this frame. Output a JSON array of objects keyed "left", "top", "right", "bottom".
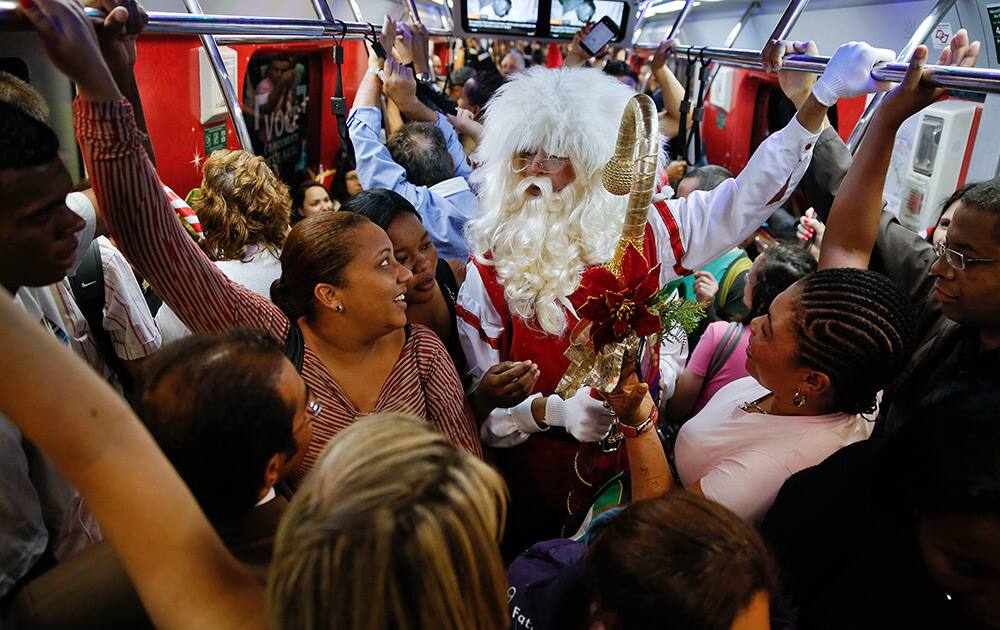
[{"left": 348, "top": 51, "right": 477, "bottom": 260}]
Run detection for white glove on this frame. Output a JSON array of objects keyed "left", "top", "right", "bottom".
[
  {"left": 544, "top": 387, "right": 614, "bottom": 443},
  {"left": 811, "top": 41, "right": 896, "bottom": 107}
]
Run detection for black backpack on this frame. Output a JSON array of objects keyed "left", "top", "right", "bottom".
[{"left": 69, "top": 240, "right": 134, "bottom": 396}]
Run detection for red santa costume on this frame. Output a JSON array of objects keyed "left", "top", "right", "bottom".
[{"left": 456, "top": 66, "right": 820, "bottom": 554}]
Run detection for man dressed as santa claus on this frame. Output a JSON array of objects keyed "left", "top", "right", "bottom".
[{"left": 456, "top": 40, "right": 894, "bottom": 552}]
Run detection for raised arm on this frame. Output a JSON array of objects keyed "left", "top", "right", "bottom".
[
  {"left": 562, "top": 23, "right": 608, "bottom": 69},
  {"left": 602, "top": 364, "right": 676, "bottom": 502},
  {"left": 663, "top": 42, "right": 895, "bottom": 277},
  {"left": 67, "top": 7, "right": 287, "bottom": 340},
  {"left": 0, "top": 283, "right": 265, "bottom": 629},
  {"left": 649, "top": 39, "right": 689, "bottom": 139},
  {"left": 819, "top": 35, "right": 980, "bottom": 270},
  {"left": 84, "top": 0, "right": 156, "bottom": 165}
]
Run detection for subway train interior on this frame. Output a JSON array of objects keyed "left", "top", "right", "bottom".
[{"left": 1, "top": 0, "right": 1000, "bottom": 628}]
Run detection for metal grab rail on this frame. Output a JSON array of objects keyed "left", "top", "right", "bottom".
[
  {"left": 846, "top": 0, "right": 958, "bottom": 152},
  {"left": 663, "top": 0, "right": 695, "bottom": 42},
  {"left": 702, "top": 2, "right": 761, "bottom": 95},
  {"left": 630, "top": 45, "right": 1000, "bottom": 94},
  {"left": 182, "top": 0, "right": 253, "bottom": 153},
  {"left": 3, "top": 0, "right": 1000, "bottom": 95},
  {"left": 0, "top": 1, "right": 450, "bottom": 38},
  {"left": 766, "top": 0, "right": 809, "bottom": 43}
]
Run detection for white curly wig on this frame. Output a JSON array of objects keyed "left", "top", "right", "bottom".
[{"left": 466, "top": 66, "right": 658, "bottom": 337}]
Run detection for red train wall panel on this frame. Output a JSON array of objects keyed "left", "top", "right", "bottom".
[{"left": 134, "top": 36, "right": 367, "bottom": 197}]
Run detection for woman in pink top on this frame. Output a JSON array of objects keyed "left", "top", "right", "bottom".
[
  {"left": 603, "top": 267, "right": 916, "bottom": 524},
  {"left": 665, "top": 245, "right": 816, "bottom": 424}
]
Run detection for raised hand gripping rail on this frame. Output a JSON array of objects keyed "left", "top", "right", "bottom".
[
  {"left": 846, "top": 0, "right": 958, "bottom": 152},
  {"left": 631, "top": 44, "right": 1000, "bottom": 95},
  {"left": 0, "top": 1, "right": 450, "bottom": 38}
]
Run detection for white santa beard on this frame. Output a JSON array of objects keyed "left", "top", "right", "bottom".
[{"left": 485, "top": 176, "right": 625, "bottom": 336}]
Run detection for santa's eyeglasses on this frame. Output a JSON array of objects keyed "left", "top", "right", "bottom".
[{"left": 512, "top": 151, "right": 570, "bottom": 174}]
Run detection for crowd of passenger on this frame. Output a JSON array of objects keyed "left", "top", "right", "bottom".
[{"left": 1, "top": 0, "right": 998, "bottom": 629}]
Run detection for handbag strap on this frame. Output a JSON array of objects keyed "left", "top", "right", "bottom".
[
  {"left": 705, "top": 322, "right": 744, "bottom": 383},
  {"left": 282, "top": 320, "right": 305, "bottom": 373}
]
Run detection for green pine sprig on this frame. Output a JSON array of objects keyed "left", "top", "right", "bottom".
[{"left": 646, "top": 286, "right": 706, "bottom": 343}]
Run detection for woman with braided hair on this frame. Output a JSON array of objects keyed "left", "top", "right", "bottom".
[{"left": 597, "top": 267, "right": 915, "bottom": 524}]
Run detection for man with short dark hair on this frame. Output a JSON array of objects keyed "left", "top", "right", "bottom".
[
  {"left": 0, "top": 74, "right": 111, "bottom": 600},
  {"left": 386, "top": 122, "right": 454, "bottom": 188},
  {"left": 457, "top": 70, "right": 505, "bottom": 120},
  {"left": 348, "top": 19, "right": 478, "bottom": 260},
  {"left": 675, "top": 165, "right": 735, "bottom": 200},
  {"left": 602, "top": 60, "right": 639, "bottom": 90},
  {"left": 772, "top": 31, "right": 993, "bottom": 438},
  {"left": 6, "top": 330, "right": 313, "bottom": 628},
  {"left": 0, "top": 6, "right": 163, "bottom": 600},
  {"left": 448, "top": 65, "right": 476, "bottom": 101}
]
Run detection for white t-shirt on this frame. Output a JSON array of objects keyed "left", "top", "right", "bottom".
[
  {"left": 155, "top": 246, "right": 281, "bottom": 344},
  {"left": 674, "top": 377, "right": 874, "bottom": 523}
]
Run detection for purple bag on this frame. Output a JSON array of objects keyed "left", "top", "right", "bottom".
[{"left": 506, "top": 538, "right": 590, "bottom": 630}]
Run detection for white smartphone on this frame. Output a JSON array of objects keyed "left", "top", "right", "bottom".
[{"left": 579, "top": 16, "right": 619, "bottom": 56}]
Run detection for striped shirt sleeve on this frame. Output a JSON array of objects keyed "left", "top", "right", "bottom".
[
  {"left": 98, "top": 237, "right": 161, "bottom": 360},
  {"left": 412, "top": 325, "right": 483, "bottom": 458},
  {"left": 74, "top": 98, "right": 289, "bottom": 341}
]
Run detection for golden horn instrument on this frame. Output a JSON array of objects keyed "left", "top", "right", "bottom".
[
  {"left": 602, "top": 92, "right": 660, "bottom": 275},
  {"left": 556, "top": 92, "right": 660, "bottom": 398}
]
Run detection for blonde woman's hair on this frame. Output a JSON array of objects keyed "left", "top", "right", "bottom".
[
  {"left": 193, "top": 149, "right": 291, "bottom": 261},
  {"left": 268, "top": 414, "right": 509, "bottom": 630}
]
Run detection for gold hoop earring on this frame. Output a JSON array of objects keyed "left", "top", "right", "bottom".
[{"left": 792, "top": 389, "right": 807, "bottom": 408}]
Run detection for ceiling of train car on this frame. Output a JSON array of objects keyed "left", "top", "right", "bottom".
[
  {"left": 139, "top": 0, "right": 408, "bottom": 22},
  {"left": 640, "top": 0, "right": 992, "bottom": 69}
]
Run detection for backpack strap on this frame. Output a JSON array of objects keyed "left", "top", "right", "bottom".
[
  {"left": 69, "top": 240, "right": 133, "bottom": 395},
  {"left": 704, "top": 322, "right": 744, "bottom": 383},
  {"left": 282, "top": 320, "right": 305, "bottom": 373},
  {"left": 717, "top": 255, "right": 752, "bottom": 311}
]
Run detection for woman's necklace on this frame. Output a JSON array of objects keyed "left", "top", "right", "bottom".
[{"left": 739, "top": 394, "right": 771, "bottom": 415}]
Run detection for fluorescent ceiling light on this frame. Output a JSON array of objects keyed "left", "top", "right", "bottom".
[{"left": 645, "top": 1, "right": 701, "bottom": 17}]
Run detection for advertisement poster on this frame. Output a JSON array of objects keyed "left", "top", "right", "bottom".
[{"left": 242, "top": 54, "right": 310, "bottom": 183}]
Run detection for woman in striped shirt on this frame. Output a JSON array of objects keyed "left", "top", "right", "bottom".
[{"left": 77, "top": 98, "right": 482, "bottom": 482}]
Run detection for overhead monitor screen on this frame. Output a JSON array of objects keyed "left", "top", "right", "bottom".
[
  {"left": 549, "top": 1, "right": 627, "bottom": 40},
  {"left": 464, "top": 0, "right": 540, "bottom": 37}
]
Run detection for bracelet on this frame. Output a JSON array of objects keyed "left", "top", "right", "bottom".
[{"left": 616, "top": 405, "right": 658, "bottom": 439}]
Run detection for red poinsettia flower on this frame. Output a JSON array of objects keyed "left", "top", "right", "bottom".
[{"left": 571, "top": 245, "right": 663, "bottom": 352}]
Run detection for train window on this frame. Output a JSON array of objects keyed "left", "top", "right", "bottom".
[
  {"left": 0, "top": 58, "right": 29, "bottom": 83},
  {"left": 241, "top": 52, "right": 313, "bottom": 184}
]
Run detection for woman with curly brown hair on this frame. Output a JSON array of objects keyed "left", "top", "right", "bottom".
[
  {"left": 155, "top": 150, "right": 290, "bottom": 343},
  {"left": 196, "top": 150, "right": 290, "bottom": 261}
]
